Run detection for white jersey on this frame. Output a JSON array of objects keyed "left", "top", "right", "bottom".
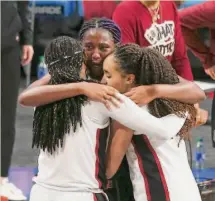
[
  {"left": 34, "top": 94, "right": 188, "bottom": 193},
  {"left": 126, "top": 106, "right": 202, "bottom": 201}
]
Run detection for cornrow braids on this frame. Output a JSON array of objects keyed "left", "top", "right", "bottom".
[
  {"left": 33, "top": 36, "right": 89, "bottom": 154},
  {"left": 79, "top": 17, "right": 121, "bottom": 44},
  {"left": 114, "top": 44, "right": 196, "bottom": 140}
]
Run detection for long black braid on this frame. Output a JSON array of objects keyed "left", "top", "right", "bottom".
[
  {"left": 79, "top": 17, "right": 121, "bottom": 44},
  {"left": 32, "top": 36, "right": 89, "bottom": 154},
  {"left": 113, "top": 44, "right": 196, "bottom": 139}
]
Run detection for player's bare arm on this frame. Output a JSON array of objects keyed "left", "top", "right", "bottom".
[
  {"left": 124, "top": 76, "right": 205, "bottom": 105},
  {"left": 106, "top": 121, "right": 133, "bottom": 179}
]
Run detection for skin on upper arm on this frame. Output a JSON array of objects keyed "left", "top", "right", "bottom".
[
  {"left": 106, "top": 121, "right": 133, "bottom": 179},
  {"left": 27, "top": 74, "right": 51, "bottom": 89},
  {"left": 125, "top": 75, "right": 205, "bottom": 106}
]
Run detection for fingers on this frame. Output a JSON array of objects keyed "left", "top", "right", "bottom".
[
  {"left": 104, "top": 100, "right": 111, "bottom": 111},
  {"left": 103, "top": 93, "right": 120, "bottom": 110},
  {"left": 195, "top": 115, "right": 201, "bottom": 127},
  {"left": 195, "top": 106, "right": 201, "bottom": 127},
  {"left": 211, "top": 71, "right": 215, "bottom": 80},
  {"left": 113, "top": 93, "right": 123, "bottom": 103},
  {"left": 103, "top": 94, "right": 113, "bottom": 101},
  {"left": 107, "top": 97, "right": 121, "bottom": 109},
  {"left": 22, "top": 46, "right": 34, "bottom": 66},
  {"left": 23, "top": 53, "right": 31, "bottom": 66},
  {"left": 195, "top": 109, "right": 208, "bottom": 127},
  {"left": 205, "top": 68, "right": 215, "bottom": 80},
  {"left": 27, "top": 49, "right": 34, "bottom": 64},
  {"left": 104, "top": 95, "right": 120, "bottom": 108},
  {"left": 199, "top": 109, "right": 208, "bottom": 124},
  {"left": 105, "top": 87, "right": 123, "bottom": 103},
  {"left": 22, "top": 48, "right": 28, "bottom": 65},
  {"left": 194, "top": 103, "right": 200, "bottom": 109}
]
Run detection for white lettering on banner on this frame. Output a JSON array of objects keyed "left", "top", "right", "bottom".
[
  {"left": 29, "top": 6, "right": 63, "bottom": 15},
  {"left": 144, "top": 21, "right": 175, "bottom": 57}
]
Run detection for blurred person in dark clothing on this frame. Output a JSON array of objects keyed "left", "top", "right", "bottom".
[
  {"left": 1, "top": 1, "right": 34, "bottom": 200},
  {"left": 179, "top": 1, "right": 215, "bottom": 80},
  {"left": 179, "top": 1, "right": 215, "bottom": 147}
]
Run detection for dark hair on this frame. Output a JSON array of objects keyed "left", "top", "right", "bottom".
[
  {"left": 79, "top": 17, "right": 121, "bottom": 44},
  {"left": 32, "top": 36, "right": 88, "bottom": 154},
  {"left": 113, "top": 44, "right": 196, "bottom": 139}
]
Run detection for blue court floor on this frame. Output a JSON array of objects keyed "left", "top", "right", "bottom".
[{"left": 8, "top": 167, "right": 215, "bottom": 200}]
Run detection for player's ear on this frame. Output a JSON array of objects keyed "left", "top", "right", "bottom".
[{"left": 125, "top": 74, "right": 135, "bottom": 85}]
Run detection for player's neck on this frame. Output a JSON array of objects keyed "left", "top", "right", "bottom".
[{"left": 140, "top": 0, "right": 160, "bottom": 9}]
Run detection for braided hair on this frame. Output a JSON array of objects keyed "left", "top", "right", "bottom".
[
  {"left": 32, "top": 36, "right": 88, "bottom": 154},
  {"left": 113, "top": 44, "right": 196, "bottom": 139},
  {"left": 79, "top": 17, "right": 121, "bottom": 44}
]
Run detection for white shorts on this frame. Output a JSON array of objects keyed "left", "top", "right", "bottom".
[{"left": 30, "top": 184, "right": 108, "bottom": 201}]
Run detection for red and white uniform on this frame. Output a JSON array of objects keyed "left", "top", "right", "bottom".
[
  {"left": 126, "top": 106, "right": 202, "bottom": 201},
  {"left": 30, "top": 94, "right": 187, "bottom": 201}
]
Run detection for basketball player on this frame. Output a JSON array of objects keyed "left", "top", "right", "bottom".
[{"left": 104, "top": 44, "right": 202, "bottom": 201}]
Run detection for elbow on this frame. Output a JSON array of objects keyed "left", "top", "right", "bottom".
[
  {"left": 198, "top": 90, "right": 206, "bottom": 102},
  {"left": 18, "top": 93, "right": 28, "bottom": 106},
  {"left": 182, "top": 81, "right": 206, "bottom": 104},
  {"left": 192, "top": 84, "right": 206, "bottom": 103},
  {"left": 18, "top": 92, "right": 36, "bottom": 107}
]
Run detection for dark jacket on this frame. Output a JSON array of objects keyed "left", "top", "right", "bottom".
[{"left": 1, "top": 1, "right": 33, "bottom": 48}]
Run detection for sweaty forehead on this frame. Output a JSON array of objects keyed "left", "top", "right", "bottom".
[{"left": 83, "top": 28, "right": 114, "bottom": 43}]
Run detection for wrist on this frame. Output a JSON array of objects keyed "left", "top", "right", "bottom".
[
  {"left": 77, "top": 82, "right": 87, "bottom": 95},
  {"left": 147, "top": 85, "right": 158, "bottom": 100},
  {"left": 67, "top": 82, "right": 86, "bottom": 96},
  {"left": 152, "top": 84, "right": 161, "bottom": 99}
]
